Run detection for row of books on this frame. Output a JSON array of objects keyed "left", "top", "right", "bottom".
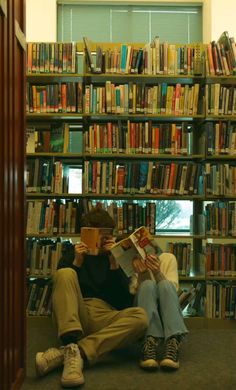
[
  {"left": 205, "top": 163, "right": 236, "bottom": 196},
  {"left": 27, "top": 279, "right": 53, "bottom": 316},
  {"left": 26, "top": 200, "right": 82, "bottom": 235},
  {"left": 205, "top": 201, "right": 236, "bottom": 237},
  {"left": 85, "top": 122, "right": 193, "bottom": 155},
  {"left": 26, "top": 82, "right": 83, "bottom": 113},
  {"left": 27, "top": 32, "right": 236, "bottom": 77},
  {"left": 26, "top": 239, "right": 70, "bottom": 276},
  {"left": 27, "top": 42, "right": 79, "bottom": 74},
  {"left": 205, "top": 281, "right": 236, "bottom": 319},
  {"left": 26, "top": 159, "right": 82, "bottom": 194},
  {"left": 26, "top": 125, "right": 83, "bottom": 154},
  {"left": 167, "top": 242, "right": 191, "bottom": 277},
  {"left": 84, "top": 160, "right": 203, "bottom": 196},
  {"left": 206, "top": 243, "right": 236, "bottom": 277},
  {"left": 84, "top": 82, "right": 203, "bottom": 116},
  {"left": 205, "top": 84, "right": 236, "bottom": 116},
  {"left": 77, "top": 199, "right": 157, "bottom": 235},
  {"left": 206, "top": 31, "right": 236, "bottom": 76},
  {"left": 206, "top": 121, "right": 236, "bottom": 155},
  {"left": 84, "top": 37, "right": 203, "bottom": 76}
]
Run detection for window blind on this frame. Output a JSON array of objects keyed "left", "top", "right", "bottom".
[{"left": 57, "top": 4, "right": 202, "bottom": 43}]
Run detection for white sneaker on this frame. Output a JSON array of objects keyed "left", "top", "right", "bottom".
[
  {"left": 35, "top": 347, "right": 64, "bottom": 377},
  {"left": 61, "top": 343, "right": 85, "bottom": 388}
]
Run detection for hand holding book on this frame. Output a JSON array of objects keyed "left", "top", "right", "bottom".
[
  {"left": 145, "top": 254, "right": 161, "bottom": 273},
  {"left": 110, "top": 226, "right": 162, "bottom": 278},
  {"left": 131, "top": 254, "right": 160, "bottom": 274},
  {"left": 73, "top": 242, "right": 89, "bottom": 267}
]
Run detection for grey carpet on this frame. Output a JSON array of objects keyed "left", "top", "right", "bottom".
[{"left": 22, "top": 318, "right": 236, "bottom": 390}]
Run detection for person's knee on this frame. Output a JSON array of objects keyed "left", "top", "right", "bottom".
[
  {"left": 158, "top": 279, "right": 174, "bottom": 293},
  {"left": 54, "top": 267, "right": 77, "bottom": 284},
  {"left": 130, "top": 307, "right": 148, "bottom": 331},
  {"left": 138, "top": 279, "right": 156, "bottom": 295}
]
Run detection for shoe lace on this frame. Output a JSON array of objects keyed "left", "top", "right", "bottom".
[
  {"left": 44, "top": 348, "right": 63, "bottom": 363},
  {"left": 164, "top": 338, "right": 179, "bottom": 361},
  {"left": 64, "top": 344, "right": 81, "bottom": 373},
  {"left": 142, "top": 336, "right": 158, "bottom": 360}
]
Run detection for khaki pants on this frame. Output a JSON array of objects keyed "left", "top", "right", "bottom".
[{"left": 52, "top": 268, "right": 148, "bottom": 364}]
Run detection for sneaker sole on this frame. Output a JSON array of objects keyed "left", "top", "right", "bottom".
[
  {"left": 139, "top": 359, "right": 159, "bottom": 371},
  {"left": 35, "top": 353, "right": 46, "bottom": 377},
  {"left": 159, "top": 358, "right": 179, "bottom": 370},
  {"left": 61, "top": 376, "right": 85, "bottom": 388}
]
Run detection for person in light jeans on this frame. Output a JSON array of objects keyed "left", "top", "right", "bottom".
[{"left": 130, "top": 252, "right": 188, "bottom": 371}]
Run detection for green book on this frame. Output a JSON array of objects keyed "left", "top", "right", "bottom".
[
  {"left": 50, "top": 127, "right": 64, "bottom": 152},
  {"left": 68, "top": 129, "right": 83, "bottom": 153}
]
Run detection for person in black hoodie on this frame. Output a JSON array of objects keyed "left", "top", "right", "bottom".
[{"left": 35, "top": 206, "right": 148, "bottom": 388}]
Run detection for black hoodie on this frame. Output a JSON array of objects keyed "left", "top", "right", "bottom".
[{"left": 57, "top": 243, "right": 134, "bottom": 310}]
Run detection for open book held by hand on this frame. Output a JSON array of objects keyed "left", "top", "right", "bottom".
[{"left": 110, "top": 226, "right": 160, "bottom": 278}]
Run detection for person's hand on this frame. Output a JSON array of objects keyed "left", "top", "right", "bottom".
[
  {"left": 73, "top": 242, "right": 89, "bottom": 267},
  {"left": 145, "top": 254, "right": 160, "bottom": 273},
  {"left": 99, "top": 236, "right": 119, "bottom": 270},
  {"left": 132, "top": 257, "right": 147, "bottom": 273},
  {"left": 99, "top": 236, "right": 116, "bottom": 253}
]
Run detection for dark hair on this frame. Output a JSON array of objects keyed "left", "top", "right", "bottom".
[{"left": 81, "top": 204, "right": 115, "bottom": 229}]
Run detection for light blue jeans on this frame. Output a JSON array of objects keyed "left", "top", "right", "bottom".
[{"left": 135, "top": 279, "right": 188, "bottom": 340}]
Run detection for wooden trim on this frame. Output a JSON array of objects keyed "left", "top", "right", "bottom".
[
  {"left": 15, "top": 19, "right": 26, "bottom": 51},
  {"left": 0, "top": 0, "right": 7, "bottom": 17},
  {"left": 0, "top": 0, "right": 26, "bottom": 388}
]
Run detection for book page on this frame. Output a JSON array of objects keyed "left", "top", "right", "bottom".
[
  {"left": 111, "top": 237, "right": 142, "bottom": 277},
  {"left": 111, "top": 226, "right": 160, "bottom": 278},
  {"left": 129, "top": 226, "right": 160, "bottom": 259}
]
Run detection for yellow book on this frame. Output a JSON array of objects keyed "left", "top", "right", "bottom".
[{"left": 80, "top": 227, "right": 113, "bottom": 255}]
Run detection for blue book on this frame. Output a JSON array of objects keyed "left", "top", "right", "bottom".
[
  {"left": 138, "top": 162, "right": 149, "bottom": 193},
  {"left": 120, "top": 45, "right": 127, "bottom": 73}
]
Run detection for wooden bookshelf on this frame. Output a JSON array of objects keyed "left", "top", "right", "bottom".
[{"left": 25, "top": 40, "right": 236, "bottom": 325}]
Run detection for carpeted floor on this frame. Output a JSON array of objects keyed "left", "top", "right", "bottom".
[{"left": 22, "top": 318, "right": 236, "bottom": 390}]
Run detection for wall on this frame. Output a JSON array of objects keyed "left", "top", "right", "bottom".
[
  {"left": 25, "top": 1, "right": 236, "bottom": 43},
  {"left": 211, "top": 0, "right": 236, "bottom": 40},
  {"left": 26, "top": 0, "right": 57, "bottom": 41}
]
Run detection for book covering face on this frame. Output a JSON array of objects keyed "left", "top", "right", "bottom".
[{"left": 80, "top": 227, "right": 113, "bottom": 255}]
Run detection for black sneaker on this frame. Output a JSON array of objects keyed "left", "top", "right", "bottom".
[
  {"left": 159, "top": 337, "right": 180, "bottom": 370},
  {"left": 139, "top": 336, "right": 159, "bottom": 371}
]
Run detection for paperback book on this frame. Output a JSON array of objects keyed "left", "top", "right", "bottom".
[
  {"left": 80, "top": 227, "right": 113, "bottom": 255},
  {"left": 110, "top": 226, "right": 160, "bottom": 277}
]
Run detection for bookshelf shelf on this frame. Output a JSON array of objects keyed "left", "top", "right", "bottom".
[
  {"left": 83, "top": 114, "right": 205, "bottom": 120},
  {"left": 27, "top": 153, "right": 83, "bottom": 158},
  {"left": 27, "top": 113, "right": 84, "bottom": 120},
  {"left": 26, "top": 193, "right": 83, "bottom": 198},
  {"left": 206, "top": 276, "right": 236, "bottom": 281},
  {"left": 84, "top": 153, "right": 204, "bottom": 160}
]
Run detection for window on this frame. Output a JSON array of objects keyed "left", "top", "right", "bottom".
[
  {"left": 57, "top": 3, "right": 202, "bottom": 44},
  {"left": 156, "top": 200, "right": 193, "bottom": 233}
]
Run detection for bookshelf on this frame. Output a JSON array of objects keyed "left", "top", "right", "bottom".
[{"left": 25, "top": 39, "right": 236, "bottom": 325}]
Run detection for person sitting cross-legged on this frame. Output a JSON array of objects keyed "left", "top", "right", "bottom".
[{"left": 35, "top": 206, "right": 148, "bottom": 388}]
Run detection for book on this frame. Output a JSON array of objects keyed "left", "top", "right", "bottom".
[
  {"left": 80, "top": 227, "right": 113, "bottom": 255},
  {"left": 26, "top": 127, "right": 36, "bottom": 153},
  {"left": 83, "top": 37, "right": 95, "bottom": 73},
  {"left": 110, "top": 226, "right": 160, "bottom": 278}
]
